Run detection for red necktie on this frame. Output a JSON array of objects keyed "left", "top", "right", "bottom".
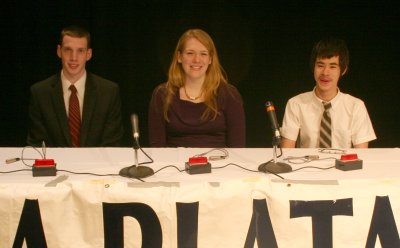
[{"left": 69, "top": 85, "right": 81, "bottom": 147}]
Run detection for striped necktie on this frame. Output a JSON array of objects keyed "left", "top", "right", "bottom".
[
  {"left": 319, "top": 102, "right": 332, "bottom": 148},
  {"left": 68, "top": 85, "right": 81, "bottom": 147}
]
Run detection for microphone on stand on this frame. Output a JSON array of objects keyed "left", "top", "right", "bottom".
[
  {"left": 132, "top": 113, "right": 140, "bottom": 150},
  {"left": 119, "top": 114, "right": 154, "bottom": 179},
  {"left": 265, "top": 101, "right": 281, "bottom": 146},
  {"left": 131, "top": 114, "right": 140, "bottom": 169},
  {"left": 258, "top": 101, "right": 292, "bottom": 174}
]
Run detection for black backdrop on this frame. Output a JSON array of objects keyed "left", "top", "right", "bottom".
[{"left": 3, "top": 1, "right": 399, "bottom": 147}]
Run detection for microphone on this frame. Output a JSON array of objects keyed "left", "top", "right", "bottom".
[
  {"left": 119, "top": 114, "right": 154, "bottom": 179},
  {"left": 258, "top": 101, "right": 292, "bottom": 174},
  {"left": 265, "top": 101, "right": 281, "bottom": 146},
  {"left": 131, "top": 114, "right": 140, "bottom": 150}
]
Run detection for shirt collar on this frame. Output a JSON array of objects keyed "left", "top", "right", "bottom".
[
  {"left": 312, "top": 87, "right": 342, "bottom": 108},
  {"left": 61, "top": 70, "right": 87, "bottom": 95}
]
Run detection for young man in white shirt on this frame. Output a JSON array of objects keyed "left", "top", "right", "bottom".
[{"left": 281, "top": 38, "right": 376, "bottom": 148}]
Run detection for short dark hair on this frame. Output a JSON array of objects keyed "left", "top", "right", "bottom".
[
  {"left": 60, "top": 25, "right": 91, "bottom": 48},
  {"left": 310, "top": 37, "right": 349, "bottom": 74}
]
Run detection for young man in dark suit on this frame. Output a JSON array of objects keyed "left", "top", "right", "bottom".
[{"left": 27, "top": 25, "right": 124, "bottom": 147}]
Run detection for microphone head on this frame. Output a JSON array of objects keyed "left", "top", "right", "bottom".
[
  {"left": 131, "top": 114, "right": 139, "bottom": 139},
  {"left": 264, "top": 101, "right": 281, "bottom": 145},
  {"left": 265, "top": 101, "right": 275, "bottom": 112},
  {"left": 264, "top": 101, "right": 279, "bottom": 128}
]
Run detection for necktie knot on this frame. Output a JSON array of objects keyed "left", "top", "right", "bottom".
[
  {"left": 323, "top": 102, "right": 332, "bottom": 111},
  {"left": 69, "top": 85, "right": 77, "bottom": 94}
]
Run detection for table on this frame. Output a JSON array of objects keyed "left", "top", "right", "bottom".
[{"left": 1, "top": 147, "right": 400, "bottom": 247}]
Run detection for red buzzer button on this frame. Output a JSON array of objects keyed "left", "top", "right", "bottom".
[
  {"left": 34, "top": 159, "right": 55, "bottom": 166},
  {"left": 340, "top": 154, "right": 358, "bottom": 161},
  {"left": 188, "top": 157, "right": 208, "bottom": 165}
]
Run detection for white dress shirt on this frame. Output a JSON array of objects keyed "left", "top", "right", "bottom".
[{"left": 281, "top": 88, "right": 377, "bottom": 148}]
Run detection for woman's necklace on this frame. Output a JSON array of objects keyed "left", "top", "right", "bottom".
[{"left": 184, "top": 86, "right": 202, "bottom": 101}]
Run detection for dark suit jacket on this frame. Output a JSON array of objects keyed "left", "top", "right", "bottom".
[{"left": 27, "top": 72, "right": 124, "bottom": 147}]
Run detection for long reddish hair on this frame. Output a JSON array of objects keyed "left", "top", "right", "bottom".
[{"left": 163, "top": 29, "right": 228, "bottom": 121}]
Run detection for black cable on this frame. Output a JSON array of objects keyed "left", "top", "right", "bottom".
[
  {"left": 138, "top": 146, "right": 154, "bottom": 164},
  {"left": 260, "top": 159, "right": 286, "bottom": 179},
  {"left": 150, "top": 161, "right": 284, "bottom": 179},
  {"left": 4, "top": 146, "right": 332, "bottom": 181},
  {"left": 154, "top": 165, "right": 185, "bottom": 174},
  {"left": 277, "top": 146, "right": 283, "bottom": 158},
  {"left": 21, "top": 146, "right": 43, "bottom": 167},
  {"left": 0, "top": 169, "right": 32, "bottom": 174},
  {"left": 255, "top": 147, "right": 286, "bottom": 179},
  {"left": 55, "top": 170, "right": 119, "bottom": 176},
  {"left": 212, "top": 162, "right": 259, "bottom": 172},
  {"left": 2, "top": 146, "right": 155, "bottom": 181},
  {"left": 127, "top": 177, "right": 145, "bottom": 182},
  {"left": 54, "top": 147, "right": 155, "bottom": 178},
  {"left": 291, "top": 165, "right": 335, "bottom": 172},
  {"left": 212, "top": 161, "right": 285, "bottom": 180}
]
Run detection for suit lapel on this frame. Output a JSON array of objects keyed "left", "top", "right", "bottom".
[
  {"left": 50, "top": 75, "right": 71, "bottom": 145},
  {"left": 80, "top": 73, "right": 97, "bottom": 146}
]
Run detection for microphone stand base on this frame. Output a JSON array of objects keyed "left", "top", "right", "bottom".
[
  {"left": 119, "top": 165, "right": 154, "bottom": 179},
  {"left": 258, "top": 161, "right": 292, "bottom": 174}
]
